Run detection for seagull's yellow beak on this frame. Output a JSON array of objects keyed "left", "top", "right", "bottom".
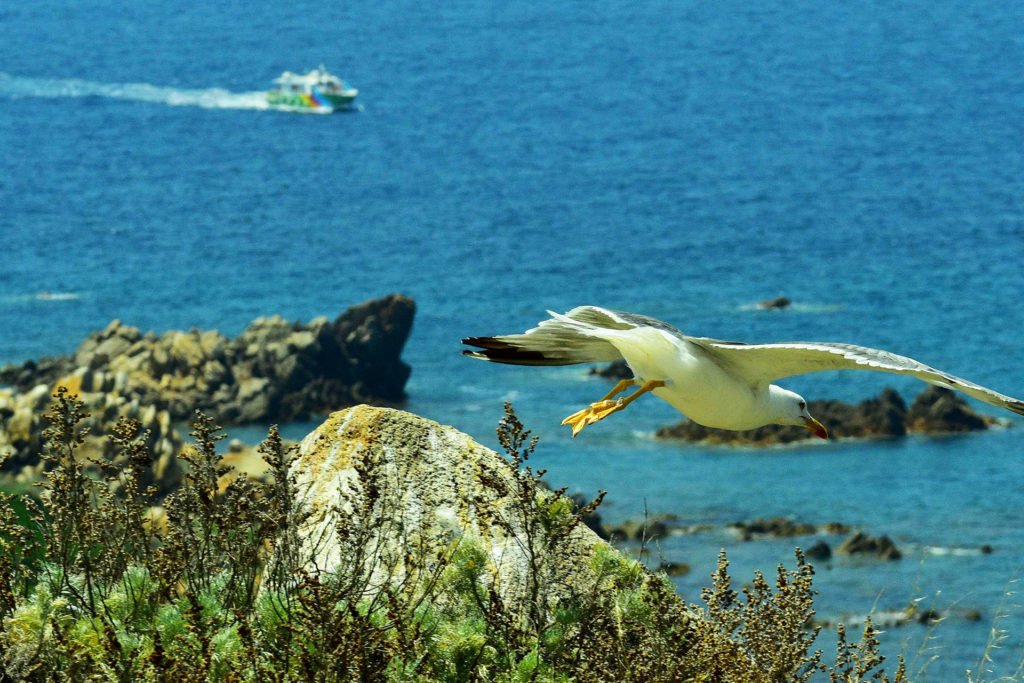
[{"left": 802, "top": 416, "right": 829, "bottom": 439}]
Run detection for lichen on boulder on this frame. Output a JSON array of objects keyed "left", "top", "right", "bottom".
[{"left": 279, "top": 405, "right": 618, "bottom": 610}]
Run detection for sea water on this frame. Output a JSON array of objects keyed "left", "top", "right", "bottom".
[{"left": 3, "top": 0, "right": 1024, "bottom": 678}]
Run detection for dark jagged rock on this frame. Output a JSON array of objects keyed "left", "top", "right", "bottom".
[
  {"left": 332, "top": 295, "right": 415, "bottom": 403},
  {"left": 906, "top": 385, "right": 996, "bottom": 433},
  {"left": 805, "top": 540, "right": 832, "bottom": 561},
  {"left": 588, "top": 358, "right": 633, "bottom": 379},
  {"left": 657, "top": 386, "right": 997, "bottom": 446},
  {"left": 836, "top": 531, "right": 902, "bottom": 560}
]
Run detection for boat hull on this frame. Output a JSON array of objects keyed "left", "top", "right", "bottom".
[{"left": 266, "top": 88, "right": 357, "bottom": 113}]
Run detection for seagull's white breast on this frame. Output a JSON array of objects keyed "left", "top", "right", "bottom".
[{"left": 608, "top": 328, "right": 772, "bottom": 431}]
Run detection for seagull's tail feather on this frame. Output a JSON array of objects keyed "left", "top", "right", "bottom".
[{"left": 462, "top": 312, "right": 623, "bottom": 366}]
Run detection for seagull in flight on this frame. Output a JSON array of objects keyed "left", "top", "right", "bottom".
[{"left": 462, "top": 306, "right": 1024, "bottom": 438}]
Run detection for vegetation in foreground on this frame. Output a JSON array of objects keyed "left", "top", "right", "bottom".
[{"left": 0, "top": 389, "right": 907, "bottom": 681}]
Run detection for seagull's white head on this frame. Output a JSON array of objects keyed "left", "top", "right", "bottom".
[{"left": 768, "top": 386, "right": 829, "bottom": 439}]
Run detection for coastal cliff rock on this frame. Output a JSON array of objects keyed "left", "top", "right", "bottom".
[
  {"left": 277, "top": 405, "right": 621, "bottom": 609},
  {"left": 656, "top": 386, "right": 1000, "bottom": 446},
  {"left": 0, "top": 293, "right": 414, "bottom": 425},
  {"left": 0, "top": 294, "right": 415, "bottom": 491}
]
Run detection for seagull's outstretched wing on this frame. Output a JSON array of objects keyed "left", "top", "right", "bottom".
[
  {"left": 462, "top": 306, "right": 627, "bottom": 366},
  {"left": 700, "top": 339, "right": 1024, "bottom": 416}
]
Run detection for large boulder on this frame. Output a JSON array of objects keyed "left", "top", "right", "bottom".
[{"left": 280, "top": 405, "right": 614, "bottom": 608}]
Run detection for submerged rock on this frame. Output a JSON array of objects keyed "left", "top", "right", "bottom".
[
  {"left": 604, "top": 515, "right": 676, "bottom": 543},
  {"left": 728, "top": 517, "right": 817, "bottom": 541},
  {"left": 657, "top": 560, "right": 691, "bottom": 576},
  {"left": 757, "top": 296, "right": 792, "bottom": 310}
]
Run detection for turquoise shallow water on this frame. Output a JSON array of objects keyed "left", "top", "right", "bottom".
[{"left": 3, "top": 0, "right": 1024, "bottom": 677}]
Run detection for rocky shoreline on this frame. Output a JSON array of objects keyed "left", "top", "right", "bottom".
[
  {"left": 600, "top": 514, "right": 911, "bottom": 562},
  {"left": 656, "top": 385, "right": 1002, "bottom": 445},
  {"left": 592, "top": 359, "right": 1004, "bottom": 445},
  {"left": 0, "top": 294, "right": 415, "bottom": 492}
]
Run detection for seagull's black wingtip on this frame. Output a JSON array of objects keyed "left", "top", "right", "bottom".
[{"left": 461, "top": 336, "right": 569, "bottom": 366}]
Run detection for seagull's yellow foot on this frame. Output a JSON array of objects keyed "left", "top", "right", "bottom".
[
  {"left": 560, "top": 399, "right": 627, "bottom": 436},
  {"left": 561, "top": 379, "right": 638, "bottom": 437},
  {"left": 560, "top": 380, "right": 666, "bottom": 437},
  {"left": 584, "top": 398, "right": 626, "bottom": 422},
  {"left": 561, "top": 406, "right": 597, "bottom": 436}
]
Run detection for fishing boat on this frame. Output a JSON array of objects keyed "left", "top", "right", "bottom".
[{"left": 266, "top": 65, "right": 357, "bottom": 113}]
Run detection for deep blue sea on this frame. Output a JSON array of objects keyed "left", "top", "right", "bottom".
[{"left": 3, "top": 0, "right": 1024, "bottom": 678}]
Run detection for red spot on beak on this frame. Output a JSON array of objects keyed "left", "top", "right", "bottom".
[{"left": 803, "top": 417, "right": 829, "bottom": 439}]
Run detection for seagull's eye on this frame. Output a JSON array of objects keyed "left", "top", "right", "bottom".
[{"left": 798, "top": 401, "right": 806, "bottom": 410}]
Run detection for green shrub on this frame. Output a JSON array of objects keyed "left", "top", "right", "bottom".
[{"left": 0, "top": 391, "right": 905, "bottom": 681}]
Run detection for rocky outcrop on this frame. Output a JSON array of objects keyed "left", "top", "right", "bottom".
[
  {"left": 906, "top": 386, "right": 992, "bottom": 433},
  {"left": 817, "top": 603, "right": 983, "bottom": 630},
  {"left": 0, "top": 294, "right": 414, "bottom": 426},
  {"left": 0, "top": 295, "right": 415, "bottom": 492},
  {"left": 277, "top": 405, "right": 620, "bottom": 609},
  {"left": 656, "top": 386, "right": 1001, "bottom": 446},
  {"left": 728, "top": 517, "right": 818, "bottom": 541}
]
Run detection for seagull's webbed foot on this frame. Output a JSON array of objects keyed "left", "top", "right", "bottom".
[
  {"left": 561, "top": 379, "right": 665, "bottom": 437},
  {"left": 561, "top": 407, "right": 595, "bottom": 437},
  {"left": 561, "top": 399, "right": 623, "bottom": 436},
  {"left": 561, "top": 379, "right": 637, "bottom": 436}
]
